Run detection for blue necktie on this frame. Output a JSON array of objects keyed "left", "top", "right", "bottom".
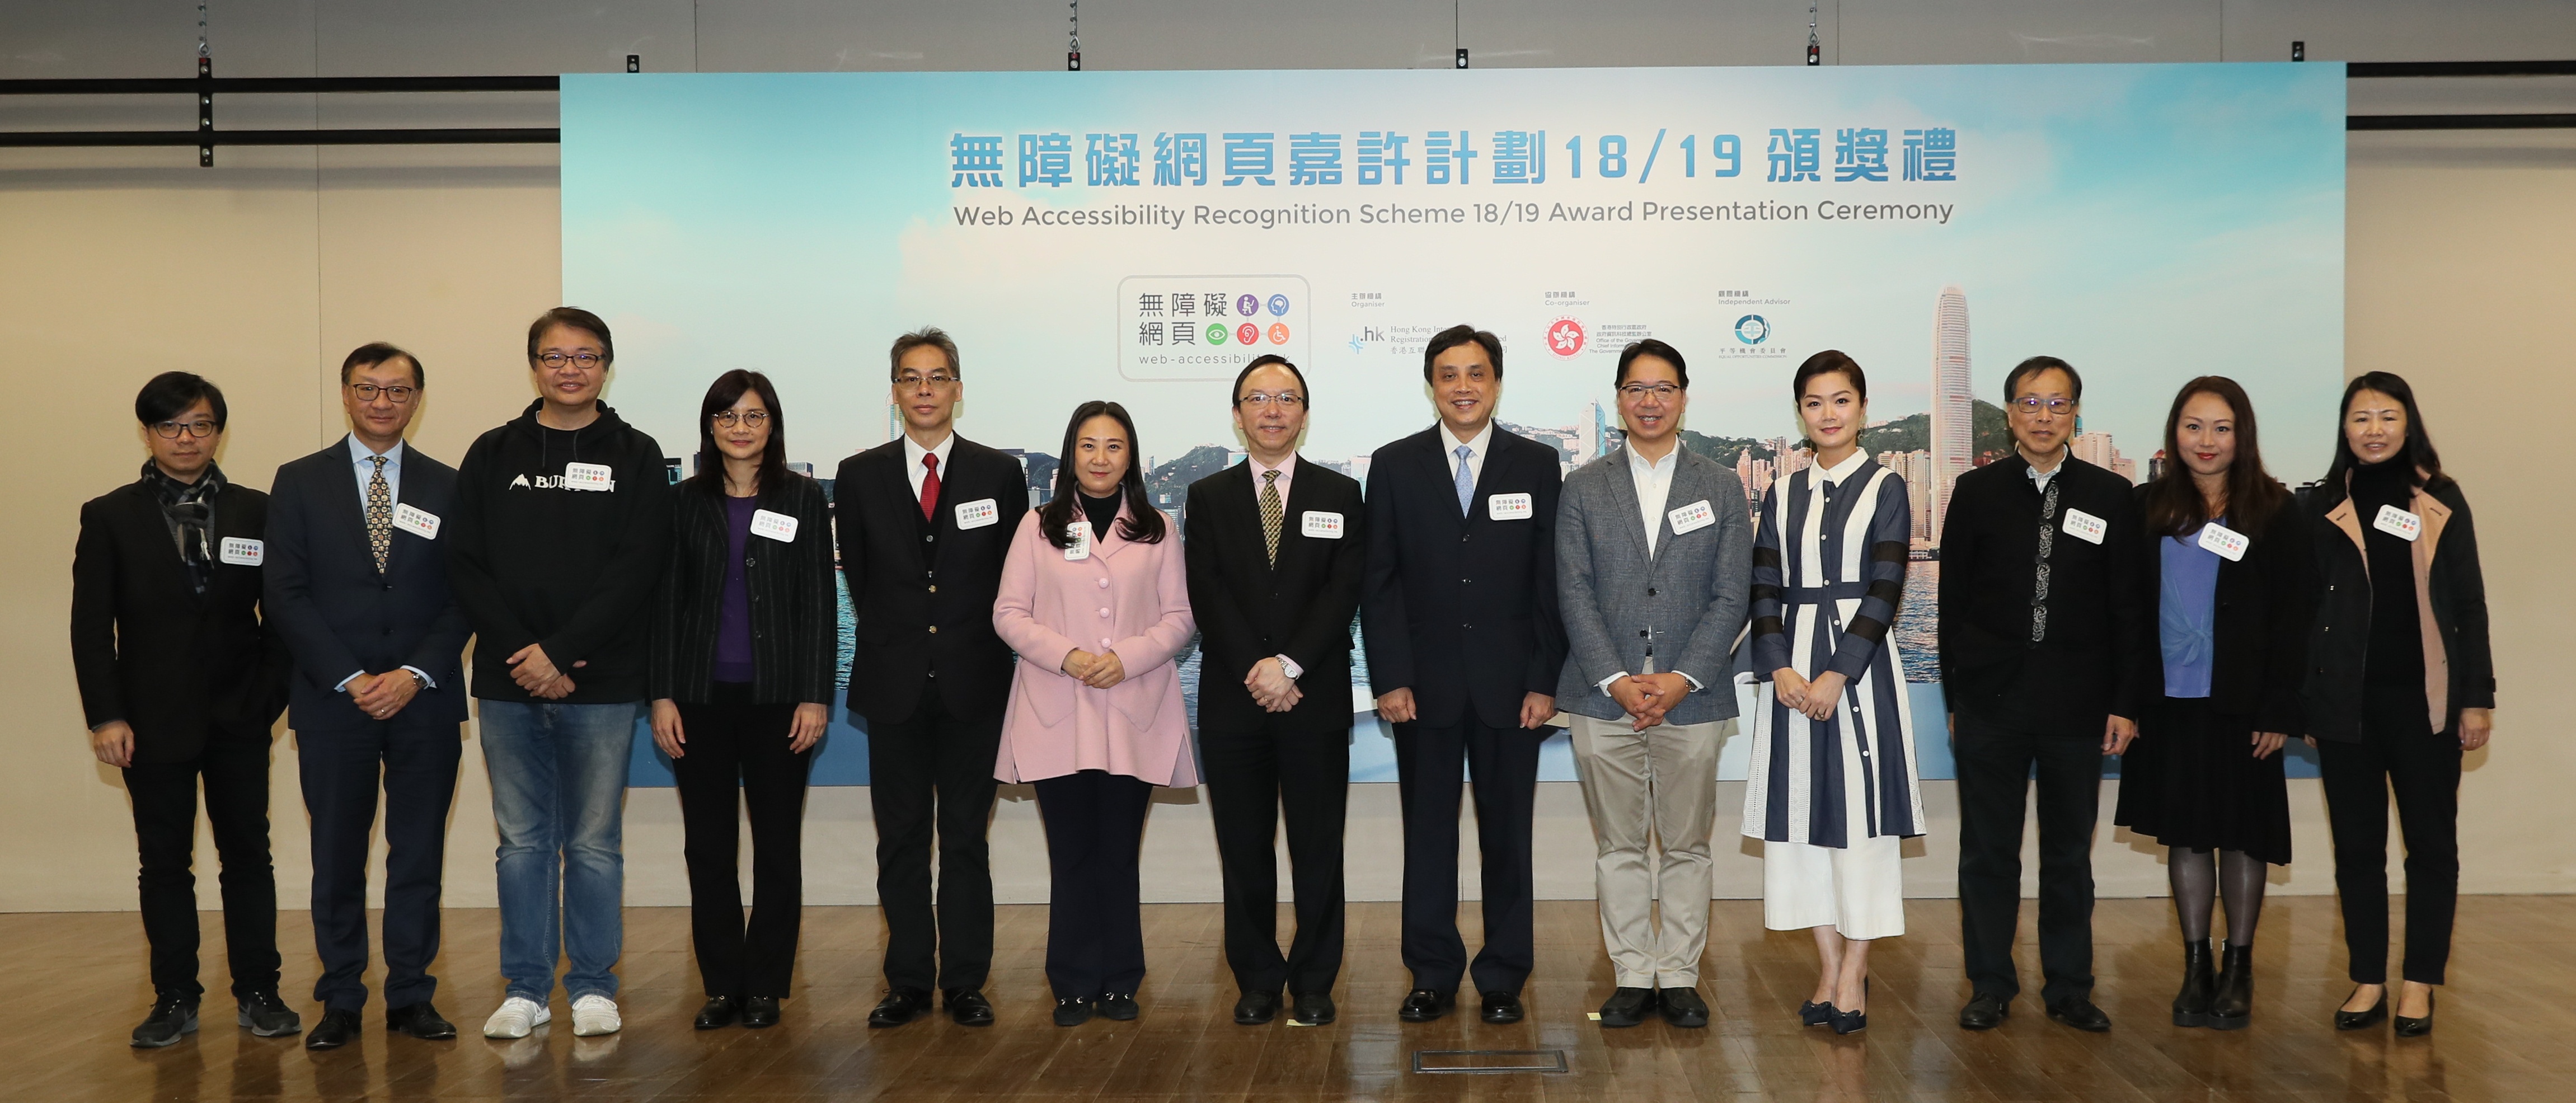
[{"left": 1453, "top": 444, "right": 1475, "bottom": 514}]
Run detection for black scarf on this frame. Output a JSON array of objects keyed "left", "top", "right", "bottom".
[{"left": 142, "top": 459, "right": 227, "bottom": 594}]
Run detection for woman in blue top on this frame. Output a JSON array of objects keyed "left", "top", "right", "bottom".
[{"left": 2113, "top": 376, "right": 2313, "bottom": 1031}]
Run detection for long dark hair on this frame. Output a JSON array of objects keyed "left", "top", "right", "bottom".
[
  {"left": 689, "top": 369, "right": 791, "bottom": 500},
  {"left": 2324, "top": 370, "right": 2449, "bottom": 490},
  {"left": 1038, "top": 401, "right": 1165, "bottom": 548},
  {"left": 2143, "top": 376, "right": 2287, "bottom": 537}
]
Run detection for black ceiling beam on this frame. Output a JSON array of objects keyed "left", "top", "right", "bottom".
[
  {"left": 0, "top": 76, "right": 559, "bottom": 95},
  {"left": 2347, "top": 60, "right": 2576, "bottom": 78},
  {"left": 0, "top": 128, "right": 559, "bottom": 147},
  {"left": 2348, "top": 113, "right": 2576, "bottom": 130}
]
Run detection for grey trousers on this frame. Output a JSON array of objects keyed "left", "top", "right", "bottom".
[{"left": 1568, "top": 711, "right": 1724, "bottom": 988}]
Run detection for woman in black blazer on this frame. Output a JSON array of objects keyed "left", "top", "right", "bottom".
[
  {"left": 2303, "top": 372, "right": 2493, "bottom": 1037},
  {"left": 647, "top": 370, "right": 838, "bottom": 1031},
  {"left": 2112, "top": 377, "right": 2312, "bottom": 1032}
]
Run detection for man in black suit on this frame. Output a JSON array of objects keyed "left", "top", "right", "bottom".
[
  {"left": 1360, "top": 323, "right": 1568, "bottom": 1025},
  {"left": 73, "top": 372, "right": 298, "bottom": 1048},
  {"left": 264, "top": 343, "right": 473, "bottom": 1049},
  {"left": 837, "top": 327, "right": 1029, "bottom": 1029},
  {"left": 1185, "top": 355, "right": 1369, "bottom": 1029},
  {"left": 1939, "top": 356, "right": 2152, "bottom": 1035}
]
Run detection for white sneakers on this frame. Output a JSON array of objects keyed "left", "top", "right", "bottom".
[
  {"left": 570, "top": 994, "right": 622, "bottom": 1037},
  {"left": 482, "top": 996, "right": 551, "bottom": 1039}
]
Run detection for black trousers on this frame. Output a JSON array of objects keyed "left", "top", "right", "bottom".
[
  {"left": 1954, "top": 714, "right": 2104, "bottom": 1006},
  {"left": 866, "top": 688, "right": 1002, "bottom": 994},
  {"left": 299, "top": 714, "right": 461, "bottom": 1012},
  {"left": 674, "top": 685, "right": 813, "bottom": 999},
  {"left": 1393, "top": 716, "right": 1539, "bottom": 996},
  {"left": 1033, "top": 769, "right": 1155, "bottom": 999},
  {"left": 1203, "top": 713, "right": 1349, "bottom": 996},
  {"left": 123, "top": 734, "right": 280, "bottom": 1000},
  {"left": 2319, "top": 694, "right": 2461, "bottom": 986}
]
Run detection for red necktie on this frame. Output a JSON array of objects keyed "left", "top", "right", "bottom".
[{"left": 919, "top": 453, "right": 941, "bottom": 520}]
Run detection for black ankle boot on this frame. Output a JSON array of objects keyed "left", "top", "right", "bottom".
[
  {"left": 2208, "top": 942, "right": 2254, "bottom": 1030},
  {"left": 2171, "top": 939, "right": 2215, "bottom": 1027}
]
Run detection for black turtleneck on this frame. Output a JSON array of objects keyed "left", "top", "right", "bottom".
[
  {"left": 1080, "top": 489, "right": 1122, "bottom": 542},
  {"left": 2349, "top": 458, "right": 2424, "bottom": 691}
]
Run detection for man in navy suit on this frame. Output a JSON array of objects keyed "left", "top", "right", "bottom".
[
  {"left": 1361, "top": 323, "right": 1568, "bottom": 1025},
  {"left": 264, "top": 343, "right": 473, "bottom": 1049}
]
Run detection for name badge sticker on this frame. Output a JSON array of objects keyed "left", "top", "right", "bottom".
[
  {"left": 2372, "top": 504, "right": 2423, "bottom": 542},
  {"left": 1487, "top": 492, "right": 1534, "bottom": 521},
  {"left": 2062, "top": 508, "right": 2108, "bottom": 545},
  {"left": 1301, "top": 510, "right": 1345, "bottom": 539},
  {"left": 219, "top": 537, "right": 264, "bottom": 566},
  {"left": 751, "top": 509, "right": 800, "bottom": 542},
  {"left": 392, "top": 504, "right": 440, "bottom": 539},
  {"left": 954, "top": 497, "right": 1000, "bottom": 530},
  {"left": 1064, "top": 523, "right": 1092, "bottom": 561},
  {"left": 2196, "top": 521, "right": 2249, "bottom": 561},
  {"left": 1667, "top": 499, "right": 1716, "bottom": 537},
  {"left": 562, "top": 461, "right": 616, "bottom": 492}
]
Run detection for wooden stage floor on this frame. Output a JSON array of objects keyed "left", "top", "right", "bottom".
[{"left": 7, "top": 897, "right": 2572, "bottom": 1101}]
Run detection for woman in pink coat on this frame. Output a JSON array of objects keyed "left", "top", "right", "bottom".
[{"left": 992, "top": 400, "right": 1197, "bottom": 1027}]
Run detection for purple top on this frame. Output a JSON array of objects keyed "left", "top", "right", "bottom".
[{"left": 714, "top": 494, "right": 758, "bottom": 684}]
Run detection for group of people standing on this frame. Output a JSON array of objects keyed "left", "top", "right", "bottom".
[{"left": 71, "top": 307, "right": 2490, "bottom": 1053}]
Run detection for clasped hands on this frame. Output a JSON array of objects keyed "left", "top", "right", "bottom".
[
  {"left": 505, "top": 643, "right": 585, "bottom": 699},
  {"left": 1060, "top": 647, "right": 1128, "bottom": 689},
  {"left": 345, "top": 669, "right": 421, "bottom": 721},
  {"left": 1610, "top": 672, "right": 1693, "bottom": 731},
  {"left": 1770, "top": 668, "right": 1849, "bottom": 724},
  {"left": 651, "top": 699, "right": 828, "bottom": 759},
  {"left": 1246, "top": 656, "right": 1302, "bottom": 713}
]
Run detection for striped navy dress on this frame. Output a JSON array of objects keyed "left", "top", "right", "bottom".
[{"left": 1741, "top": 455, "right": 1926, "bottom": 847}]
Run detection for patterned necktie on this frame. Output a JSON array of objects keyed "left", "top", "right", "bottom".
[
  {"left": 919, "top": 453, "right": 941, "bottom": 521},
  {"left": 2028, "top": 476, "right": 2061, "bottom": 642},
  {"left": 1260, "top": 468, "right": 1284, "bottom": 567},
  {"left": 1453, "top": 444, "right": 1475, "bottom": 514},
  {"left": 366, "top": 454, "right": 392, "bottom": 573}
]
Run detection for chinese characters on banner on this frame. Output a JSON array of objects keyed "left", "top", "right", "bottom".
[{"left": 953, "top": 128, "right": 1959, "bottom": 188}]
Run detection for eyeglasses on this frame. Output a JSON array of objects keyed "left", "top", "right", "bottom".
[
  {"left": 711, "top": 410, "right": 771, "bottom": 429},
  {"left": 895, "top": 372, "right": 958, "bottom": 387},
  {"left": 348, "top": 383, "right": 417, "bottom": 403},
  {"left": 2012, "top": 397, "right": 2074, "bottom": 415},
  {"left": 1236, "top": 392, "right": 1306, "bottom": 409},
  {"left": 537, "top": 351, "right": 604, "bottom": 369},
  {"left": 151, "top": 420, "right": 217, "bottom": 439},
  {"left": 1617, "top": 383, "right": 1681, "bottom": 401}
]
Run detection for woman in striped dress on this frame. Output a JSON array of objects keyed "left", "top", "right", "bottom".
[{"left": 1743, "top": 350, "right": 1926, "bottom": 1035}]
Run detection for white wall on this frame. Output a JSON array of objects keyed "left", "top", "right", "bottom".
[{"left": 3, "top": 1, "right": 2571, "bottom": 911}]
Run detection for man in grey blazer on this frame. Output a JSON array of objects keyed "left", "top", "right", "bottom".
[{"left": 1554, "top": 340, "right": 1754, "bottom": 1029}]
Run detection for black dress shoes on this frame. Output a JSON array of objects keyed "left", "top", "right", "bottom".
[
  {"left": 131, "top": 992, "right": 199, "bottom": 1048},
  {"left": 386, "top": 1001, "right": 456, "bottom": 1040},
  {"left": 945, "top": 988, "right": 996, "bottom": 1027},
  {"left": 304, "top": 1008, "right": 362, "bottom": 1050},
  {"left": 2171, "top": 938, "right": 2216, "bottom": 1027},
  {"left": 1235, "top": 991, "right": 1280, "bottom": 1025},
  {"left": 1397, "top": 989, "right": 1454, "bottom": 1022},
  {"left": 1480, "top": 992, "right": 1524, "bottom": 1024},
  {"left": 1957, "top": 992, "right": 2010, "bottom": 1031},
  {"left": 237, "top": 990, "right": 302, "bottom": 1038},
  {"left": 1597, "top": 987, "right": 1654, "bottom": 1028},
  {"left": 2208, "top": 944, "right": 2254, "bottom": 1031},
  {"left": 2046, "top": 998, "right": 2113, "bottom": 1033},
  {"left": 694, "top": 997, "right": 739, "bottom": 1030},
  {"left": 868, "top": 989, "right": 932, "bottom": 1029},
  {"left": 1053, "top": 997, "right": 1094, "bottom": 1027},
  {"left": 1659, "top": 987, "right": 1710, "bottom": 1029},
  {"left": 741, "top": 997, "right": 781, "bottom": 1029},
  {"left": 2395, "top": 992, "right": 2435, "bottom": 1038},
  {"left": 1096, "top": 993, "right": 1139, "bottom": 1021},
  {"left": 2334, "top": 989, "right": 2389, "bottom": 1031},
  {"left": 1292, "top": 992, "right": 1337, "bottom": 1026}
]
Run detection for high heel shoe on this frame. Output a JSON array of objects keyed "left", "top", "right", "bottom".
[
  {"left": 2207, "top": 943, "right": 2254, "bottom": 1031},
  {"left": 2394, "top": 992, "right": 2434, "bottom": 1038},
  {"left": 1799, "top": 1000, "right": 1836, "bottom": 1027},
  {"left": 2171, "top": 938, "right": 2214, "bottom": 1027},
  {"left": 2333, "top": 988, "right": 2387, "bottom": 1031}
]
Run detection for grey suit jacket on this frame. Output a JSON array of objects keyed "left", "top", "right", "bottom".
[{"left": 1554, "top": 443, "right": 1755, "bottom": 725}]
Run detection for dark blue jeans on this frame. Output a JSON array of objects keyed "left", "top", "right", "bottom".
[{"left": 479, "top": 700, "right": 636, "bottom": 1003}]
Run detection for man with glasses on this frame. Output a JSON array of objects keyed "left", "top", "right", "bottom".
[
  {"left": 263, "top": 343, "right": 472, "bottom": 1048},
  {"left": 447, "top": 308, "right": 674, "bottom": 1040},
  {"left": 74, "top": 372, "right": 298, "bottom": 1047},
  {"left": 836, "top": 327, "right": 1027, "bottom": 1029},
  {"left": 1939, "top": 356, "right": 2151, "bottom": 1034},
  {"left": 1551, "top": 340, "right": 1751, "bottom": 1028},
  {"left": 1183, "top": 354, "right": 1368, "bottom": 1027}
]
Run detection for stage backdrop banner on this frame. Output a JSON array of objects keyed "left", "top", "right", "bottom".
[{"left": 560, "top": 63, "right": 2346, "bottom": 787}]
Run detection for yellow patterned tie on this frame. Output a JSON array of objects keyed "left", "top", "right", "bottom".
[
  {"left": 1260, "top": 468, "right": 1283, "bottom": 567},
  {"left": 366, "top": 454, "right": 392, "bottom": 573}
]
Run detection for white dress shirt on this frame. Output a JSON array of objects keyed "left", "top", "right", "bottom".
[
  {"left": 2024, "top": 444, "right": 2069, "bottom": 492},
  {"left": 336, "top": 434, "right": 435, "bottom": 694},
  {"left": 904, "top": 429, "right": 957, "bottom": 502},
  {"left": 1444, "top": 420, "right": 1494, "bottom": 492},
  {"left": 1247, "top": 453, "right": 1304, "bottom": 680},
  {"left": 1597, "top": 441, "right": 1703, "bottom": 699}
]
